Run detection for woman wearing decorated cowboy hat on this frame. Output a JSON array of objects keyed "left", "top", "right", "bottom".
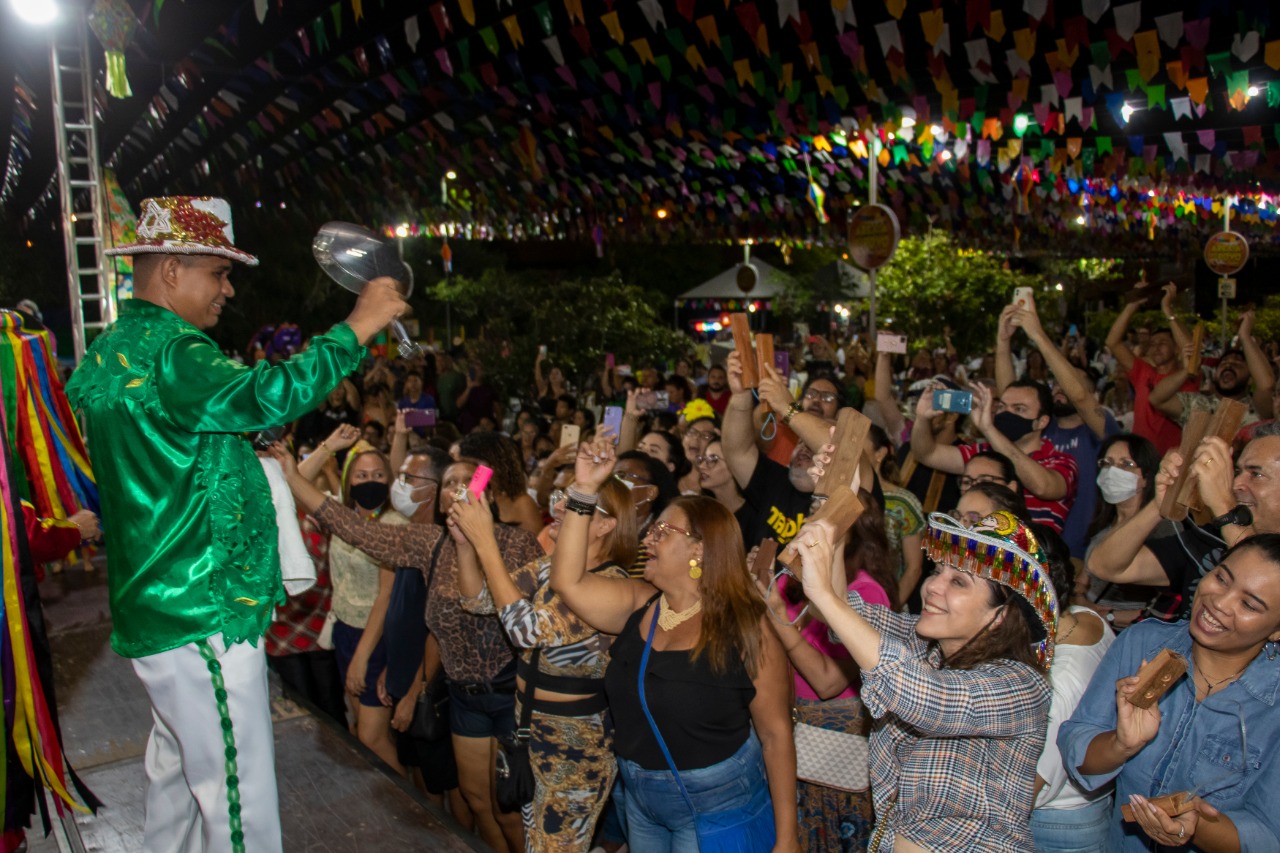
[{"left": 790, "top": 509, "right": 1058, "bottom": 853}]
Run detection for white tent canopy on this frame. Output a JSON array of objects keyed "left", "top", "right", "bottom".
[{"left": 675, "top": 259, "right": 790, "bottom": 302}]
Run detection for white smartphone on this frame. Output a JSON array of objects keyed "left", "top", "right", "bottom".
[
  {"left": 1013, "top": 287, "right": 1034, "bottom": 308},
  {"left": 876, "top": 331, "right": 908, "bottom": 354}
]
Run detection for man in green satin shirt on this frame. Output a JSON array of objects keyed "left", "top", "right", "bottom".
[{"left": 65, "top": 197, "right": 406, "bottom": 853}]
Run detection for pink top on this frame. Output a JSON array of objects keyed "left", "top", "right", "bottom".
[{"left": 780, "top": 570, "right": 892, "bottom": 701}]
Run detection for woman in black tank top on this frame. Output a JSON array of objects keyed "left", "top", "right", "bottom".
[{"left": 550, "top": 436, "right": 798, "bottom": 852}]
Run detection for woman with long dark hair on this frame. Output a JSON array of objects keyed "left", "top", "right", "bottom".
[
  {"left": 552, "top": 437, "right": 798, "bottom": 852},
  {"left": 1082, "top": 434, "right": 1163, "bottom": 629},
  {"left": 763, "top": 492, "right": 897, "bottom": 851},
  {"left": 792, "top": 510, "right": 1056, "bottom": 851}
]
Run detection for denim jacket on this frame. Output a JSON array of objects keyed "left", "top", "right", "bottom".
[{"left": 1058, "top": 619, "right": 1280, "bottom": 851}]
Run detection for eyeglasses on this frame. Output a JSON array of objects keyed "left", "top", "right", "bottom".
[
  {"left": 949, "top": 509, "right": 984, "bottom": 528},
  {"left": 686, "top": 428, "right": 719, "bottom": 444},
  {"left": 1099, "top": 458, "right": 1139, "bottom": 471},
  {"left": 648, "top": 519, "right": 700, "bottom": 543},
  {"left": 696, "top": 454, "right": 723, "bottom": 467},
  {"left": 613, "top": 471, "right": 653, "bottom": 488},
  {"left": 397, "top": 473, "right": 439, "bottom": 487},
  {"left": 958, "top": 475, "right": 1007, "bottom": 491},
  {"left": 803, "top": 390, "right": 839, "bottom": 404}
]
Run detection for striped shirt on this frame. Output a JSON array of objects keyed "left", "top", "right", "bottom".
[
  {"left": 957, "top": 439, "right": 1078, "bottom": 533},
  {"left": 847, "top": 591, "right": 1052, "bottom": 853}
]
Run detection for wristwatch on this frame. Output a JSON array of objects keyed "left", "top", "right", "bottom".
[
  {"left": 1211, "top": 505, "right": 1253, "bottom": 529},
  {"left": 783, "top": 400, "right": 803, "bottom": 425}
]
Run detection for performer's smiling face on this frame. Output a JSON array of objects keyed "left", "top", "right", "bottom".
[{"left": 172, "top": 255, "right": 235, "bottom": 330}]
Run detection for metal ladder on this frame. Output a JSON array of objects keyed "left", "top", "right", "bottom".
[{"left": 50, "top": 16, "right": 115, "bottom": 364}]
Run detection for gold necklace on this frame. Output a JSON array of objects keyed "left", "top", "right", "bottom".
[{"left": 657, "top": 594, "right": 702, "bottom": 631}]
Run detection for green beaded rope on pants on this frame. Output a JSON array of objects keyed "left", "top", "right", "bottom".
[{"left": 196, "top": 640, "right": 246, "bottom": 853}]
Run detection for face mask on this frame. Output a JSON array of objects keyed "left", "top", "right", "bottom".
[
  {"left": 1097, "top": 467, "right": 1140, "bottom": 505},
  {"left": 993, "top": 411, "right": 1036, "bottom": 443},
  {"left": 390, "top": 478, "right": 427, "bottom": 517},
  {"left": 350, "top": 481, "right": 389, "bottom": 510}
]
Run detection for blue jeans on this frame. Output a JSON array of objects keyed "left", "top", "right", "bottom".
[
  {"left": 1030, "top": 795, "right": 1113, "bottom": 853},
  {"left": 616, "top": 732, "right": 775, "bottom": 853}
]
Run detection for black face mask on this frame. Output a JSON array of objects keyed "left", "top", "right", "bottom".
[
  {"left": 993, "top": 411, "right": 1037, "bottom": 442},
  {"left": 350, "top": 481, "right": 389, "bottom": 510},
  {"left": 1051, "top": 398, "right": 1077, "bottom": 418}
]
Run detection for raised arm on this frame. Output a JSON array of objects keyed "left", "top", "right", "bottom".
[
  {"left": 297, "top": 423, "right": 360, "bottom": 484},
  {"left": 970, "top": 383, "right": 1069, "bottom": 499},
  {"left": 534, "top": 348, "right": 549, "bottom": 398},
  {"left": 722, "top": 351, "right": 762, "bottom": 488},
  {"left": 995, "top": 304, "right": 1019, "bottom": 392},
  {"left": 909, "top": 385, "right": 965, "bottom": 474},
  {"left": 757, "top": 363, "right": 833, "bottom": 452},
  {"left": 1014, "top": 295, "right": 1109, "bottom": 438},
  {"left": 873, "top": 351, "right": 905, "bottom": 445},
  {"left": 548, "top": 438, "right": 655, "bottom": 634},
  {"left": 1160, "top": 283, "right": 1193, "bottom": 355},
  {"left": 1105, "top": 297, "right": 1143, "bottom": 374},
  {"left": 617, "top": 389, "right": 642, "bottom": 454},
  {"left": 1239, "top": 311, "right": 1276, "bottom": 420},
  {"left": 449, "top": 489, "right": 525, "bottom": 610},
  {"left": 389, "top": 410, "right": 410, "bottom": 477},
  {"left": 157, "top": 280, "right": 404, "bottom": 433}
]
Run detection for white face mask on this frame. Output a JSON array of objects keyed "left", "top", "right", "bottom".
[
  {"left": 1097, "top": 467, "right": 1140, "bottom": 505},
  {"left": 390, "top": 477, "right": 428, "bottom": 517}
]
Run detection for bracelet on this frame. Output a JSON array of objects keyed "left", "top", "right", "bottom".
[
  {"left": 566, "top": 486, "right": 599, "bottom": 505},
  {"left": 783, "top": 401, "right": 803, "bottom": 425},
  {"left": 565, "top": 498, "right": 597, "bottom": 517}
]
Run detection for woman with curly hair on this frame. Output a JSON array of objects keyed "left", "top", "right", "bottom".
[{"left": 458, "top": 431, "right": 543, "bottom": 534}]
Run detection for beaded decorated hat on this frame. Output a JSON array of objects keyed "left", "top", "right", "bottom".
[
  {"left": 106, "top": 196, "right": 259, "bottom": 266},
  {"left": 923, "top": 510, "right": 1060, "bottom": 666}
]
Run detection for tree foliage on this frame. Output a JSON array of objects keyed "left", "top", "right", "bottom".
[
  {"left": 871, "top": 231, "right": 1043, "bottom": 354},
  {"left": 431, "top": 268, "right": 687, "bottom": 400}
]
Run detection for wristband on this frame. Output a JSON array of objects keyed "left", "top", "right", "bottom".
[
  {"left": 565, "top": 498, "right": 597, "bottom": 517},
  {"left": 566, "top": 486, "right": 599, "bottom": 505}
]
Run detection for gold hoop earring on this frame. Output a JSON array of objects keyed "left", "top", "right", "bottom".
[{"left": 689, "top": 558, "right": 702, "bottom": 580}]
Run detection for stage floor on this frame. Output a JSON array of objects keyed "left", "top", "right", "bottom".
[{"left": 27, "top": 557, "right": 483, "bottom": 852}]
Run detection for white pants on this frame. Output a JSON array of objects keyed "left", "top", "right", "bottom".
[{"left": 131, "top": 636, "right": 282, "bottom": 853}]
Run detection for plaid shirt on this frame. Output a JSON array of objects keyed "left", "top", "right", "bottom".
[
  {"left": 264, "top": 515, "right": 331, "bottom": 657},
  {"left": 847, "top": 592, "right": 1052, "bottom": 853}
]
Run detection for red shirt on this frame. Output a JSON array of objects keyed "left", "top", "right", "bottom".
[
  {"left": 958, "top": 438, "right": 1078, "bottom": 533},
  {"left": 1129, "top": 358, "right": 1197, "bottom": 456},
  {"left": 700, "top": 386, "right": 731, "bottom": 415}
]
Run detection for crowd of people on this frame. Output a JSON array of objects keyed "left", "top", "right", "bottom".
[
  {"left": 61, "top": 197, "right": 1278, "bottom": 853},
  {"left": 253, "top": 278, "right": 1279, "bottom": 853}
]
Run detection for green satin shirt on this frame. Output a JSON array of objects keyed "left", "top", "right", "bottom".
[{"left": 66, "top": 299, "right": 365, "bottom": 658}]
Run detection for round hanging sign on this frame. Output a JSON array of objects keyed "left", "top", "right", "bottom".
[
  {"left": 848, "top": 204, "right": 900, "bottom": 270},
  {"left": 736, "top": 262, "right": 759, "bottom": 293},
  {"left": 1203, "top": 231, "right": 1249, "bottom": 276}
]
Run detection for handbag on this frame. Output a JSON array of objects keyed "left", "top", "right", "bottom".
[
  {"left": 794, "top": 720, "right": 869, "bottom": 792},
  {"left": 637, "top": 597, "right": 775, "bottom": 852},
  {"left": 407, "top": 673, "right": 451, "bottom": 741},
  {"left": 495, "top": 648, "right": 540, "bottom": 813},
  {"left": 407, "top": 536, "right": 451, "bottom": 741}
]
